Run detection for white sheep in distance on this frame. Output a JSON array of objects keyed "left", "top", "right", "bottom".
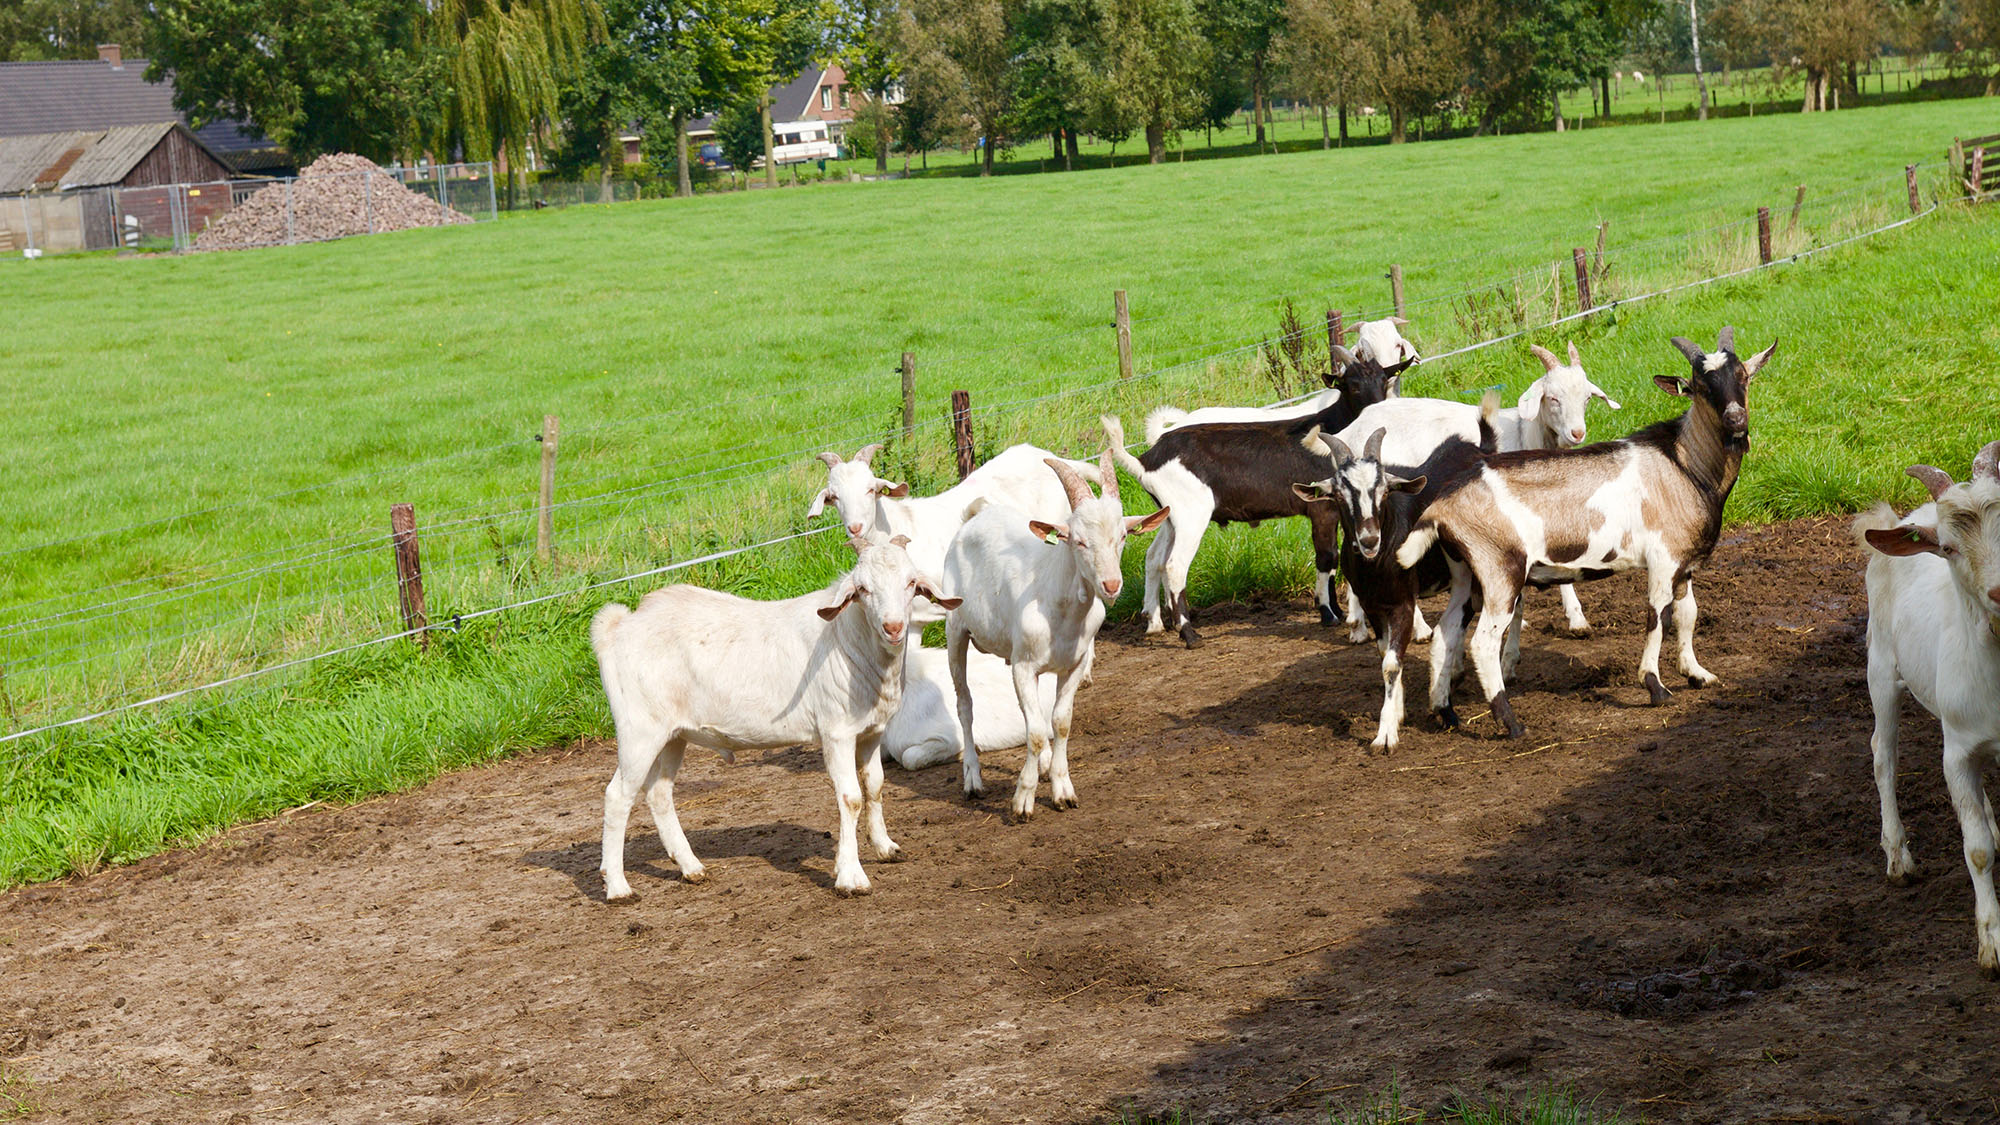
[
  {"left": 807, "top": 442, "right": 1095, "bottom": 619},
  {"left": 943, "top": 454, "right": 1169, "bottom": 817},
  {"left": 591, "top": 530, "right": 959, "bottom": 900},
  {"left": 1333, "top": 340, "right": 1621, "bottom": 641},
  {"left": 884, "top": 645, "right": 1054, "bottom": 770},
  {"left": 1853, "top": 441, "right": 2000, "bottom": 978}
]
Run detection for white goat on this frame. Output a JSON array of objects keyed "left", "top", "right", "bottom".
[
  {"left": 884, "top": 645, "right": 1054, "bottom": 770},
  {"left": 1351, "top": 315, "right": 1420, "bottom": 368},
  {"left": 943, "top": 454, "right": 1168, "bottom": 817},
  {"left": 1854, "top": 442, "right": 2000, "bottom": 978},
  {"left": 592, "top": 531, "right": 959, "bottom": 899},
  {"left": 1333, "top": 341, "right": 1621, "bottom": 640},
  {"left": 808, "top": 443, "right": 1094, "bottom": 618}
]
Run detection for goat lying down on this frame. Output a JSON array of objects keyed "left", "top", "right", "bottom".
[
  {"left": 884, "top": 646, "right": 1054, "bottom": 770},
  {"left": 592, "top": 531, "right": 959, "bottom": 899},
  {"left": 1293, "top": 396, "right": 1498, "bottom": 752},
  {"left": 1399, "top": 328, "right": 1776, "bottom": 737},
  {"left": 1853, "top": 442, "right": 2000, "bottom": 978},
  {"left": 1331, "top": 341, "right": 1620, "bottom": 642},
  {"left": 1106, "top": 345, "right": 1403, "bottom": 647},
  {"left": 809, "top": 442, "right": 1096, "bottom": 619}
]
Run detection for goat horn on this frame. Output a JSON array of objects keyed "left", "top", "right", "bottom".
[
  {"left": 1364, "top": 427, "right": 1386, "bottom": 461},
  {"left": 1975, "top": 440, "right": 2000, "bottom": 483},
  {"left": 1045, "top": 457, "right": 1094, "bottom": 510},
  {"left": 1669, "top": 336, "right": 1706, "bottom": 364},
  {"left": 1716, "top": 325, "right": 1737, "bottom": 354},
  {"left": 1528, "top": 344, "right": 1561, "bottom": 372},
  {"left": 817, "top": 451, "right": 843, "bottom": 467},
  {"left": 853, "top": 443, "right": 884, "bottom": 466},
  {"left": 1907, "top": 465, "right": 1955, "bottom": 500},
  {"left": 1098, "top": 449, "right": 1119, "bottom": 499}
]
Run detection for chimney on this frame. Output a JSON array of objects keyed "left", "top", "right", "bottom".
[{"left": 97, "top": 44, "right": 122, "bottom": 68}]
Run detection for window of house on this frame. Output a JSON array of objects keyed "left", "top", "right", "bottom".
[
  {"left": 840, "top": 88, "right": 850, "bottom": 108},
  {"left": 820, "top": 86, "right": 832, "bottom": 111}
]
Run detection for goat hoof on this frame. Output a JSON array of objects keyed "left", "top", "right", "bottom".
[
  {"left": 877, "top": 844, "right": 905, "bottom": 863},
  {"left": 834, "top": 880, "right": 873, "bottom": 898},
  {"left": 1318, "top": 605, "right": 1337, "bottom": 626},
  {"left": 1180, "top": 626, "right": 1203, "bottom": 649},
  {"left": 680, "top": 865, "right": 707, "bottom": 885},
  {"left": 1435, "top": 705, "right": 1462, "bottom": 731},
  {"left": 1644, "top": 673, "right": 1671, "bottom": 706},
  {"left": 604, "top": 889, "right": 638, "bottom": 905},
  {"left": 963, "top": 786, "right": 984, "bottom": 802}
]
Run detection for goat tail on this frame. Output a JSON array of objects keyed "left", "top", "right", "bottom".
[
  {"left": 963, "top": 496, "right": 991, "bottom": 520},
  {"left": 590, "top": 602, "right": 631, "bottom": 659},
  {"left": 1100, "top": 414, "right": 1151, "bottom": 484},
  {"left": 1143, "top": 405, "right": 1189, "bottom": 444},
  {"left": 1397, "top": 524, "right": 1440, "bottom": 569},
  {"left": 1850, "top": 502, "right": 1900, "bottom": 548},
  {"left": 1476, "top": 390, "right": 1503, "bottom": 455}
]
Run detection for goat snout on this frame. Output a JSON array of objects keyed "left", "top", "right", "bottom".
[
  {"left": 1101, "top": 578, "right": 1123, "bottom": 598},
  {"left": 883, "top": 620, "right": 906, "bottom": 644},
  {"left": 846, "top": 522, "right": 866, "bottom": 536},
  {"left": 1568, "top": 427, "right": 1585, "bottom": 444},
  {"left": 1723, "top": 404, "right": 1748, "bottom": 435},
  {"left": 1356, "top": 528, "right": 1382, "bottom": 558},
  {"left": 1988, "top": 585, "right": 2000, "bottom": 611}
]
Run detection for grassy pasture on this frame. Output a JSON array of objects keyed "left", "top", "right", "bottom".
[{"left": 1, "top": 96, "right": 1997, "bottom": 886}]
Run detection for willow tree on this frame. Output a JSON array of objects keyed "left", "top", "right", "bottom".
[{"left": 433, "top": 0, "right": 604, "bottom": 185}]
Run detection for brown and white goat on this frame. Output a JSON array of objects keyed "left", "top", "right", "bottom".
[{"left": 1398, "top": 327, "right": 1777, "bottom": 736}]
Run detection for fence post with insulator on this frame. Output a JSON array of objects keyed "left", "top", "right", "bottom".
[
  {"left": 1389, "top": 264, "right": 1405, "bottom": 320},
  {"left": 1114, "top": 290, "right": 1133, "bottom": 381},
  {"left": 900, "top": 352, "right": 915, "bottom": 443},
  {"left": 537, "top": 415, "right": 560, "bottom": 563},
  {"left": 1572, "top": 248, "right": 1592, "bottom": 312}
]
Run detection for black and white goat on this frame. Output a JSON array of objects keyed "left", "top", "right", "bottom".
[
  {"left": 1293, "top": 397, "right": 1498, "bottom": 751},
  {"left": 1103, "top": 346, "right": 1405, "bottom": 646},
  {"left": 1853, "top": 442, "right": 2000, "bottom": 978},
  {"left": 1398, "top": 327, "right": 1777, "bottom": 736}
]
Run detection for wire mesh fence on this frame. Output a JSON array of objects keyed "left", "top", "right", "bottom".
[
  {"left": 0, "top": 161, "right": 497, "bottom": 257},
  {"left": 0, "top": 158, "right": 1976, "bottom": 750}
]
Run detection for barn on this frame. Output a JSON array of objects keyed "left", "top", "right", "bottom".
[{"left": 0, "top": 122, "right": 236, "bottom": 252}]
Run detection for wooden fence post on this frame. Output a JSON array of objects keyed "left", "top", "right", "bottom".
[
  {"left": 536, "top": 414, "right": 559, "bottom": 563},
  {"left": 1388, "top": 265, "right": 1405, "bottom": 320},
  {"left": 1788, "top": 184, "right": 1806, "bottom": 230},
  {"left": 1325, "top": 308, "right": 1343, "bottom": 360},
  {"left": 1906, "top": 164, "right": 1920, "bottom": 213},
  {"left": 951, "top": 390, "right": 974, "bottom": 480},
  {"left": 1951, "top": 138, "right": 1965, "bottom": 195},
  {"left": 1571, "top": 248, "right": 1592, "bottom": 312},
  {"left": 1972, "top": 147, "right": 1988, "bottom": 200},
  {"left": 899, "top": 352, "right": 915, "bottom": 443},
  {"left": 390, "top": 503, "right": 429, "bottom": 650},
  {"left": 1113, "top": 290, "right": 1133, "bottom": 381},
  {"left": 1756, "top": 206, "right": 1772, "bottom": 264},
  {"left": 1592, "top": 221, "right": 1608, "bottom": 279}
]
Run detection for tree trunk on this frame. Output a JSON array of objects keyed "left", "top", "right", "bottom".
[
  {"left": 1320, "top": 105, "right": 1330, "bottom": 149},
  {"left": 761, "top": 96, "right": 777, "bottom": 187},
  {"left": 1553, "top": 91, "right": 1565, "bottom": 132},
  {"left": 1253, "top": 53, "right": 1268, "bottom": 151},
  {"left": 1066, "top": 129, "right": 1078, "bottom": 167},
  {"left": 875, "top": 104, "right": 890, "bottom": 174},
  {"left": 1600, "top": 73, "right": 1610, "bottom": 118},
  {"left": 675, "top": 113, "right": 692, "bottom": 197},
  {"left": 1146, "top": 121, "right": 1165, "bottom": 163},
  {"left": 1390, "top": 104, "right": 1406, "bottom": 144},
  {"left": 981, "top": 124, "right": 994, "bottom": 176},
  {"left": 1338, "top": 99, "right": 1348, "bottom": 145}
]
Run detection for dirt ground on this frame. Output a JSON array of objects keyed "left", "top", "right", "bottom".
[{"left": 4, "top": 516, "right": 1998, "bottom": 1125}]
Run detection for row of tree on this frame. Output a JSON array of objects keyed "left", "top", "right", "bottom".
[{"left": 3, "top": 0, "right": 1995, "bottom": 186}]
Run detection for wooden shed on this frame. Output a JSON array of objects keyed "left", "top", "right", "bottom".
[{"left": 0, "top": 122, "right": 235, "bottom": 252}]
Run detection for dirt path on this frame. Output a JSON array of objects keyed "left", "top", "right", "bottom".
[{"left": 4, "top": 517, "right": 1996, "bottom": 1124}]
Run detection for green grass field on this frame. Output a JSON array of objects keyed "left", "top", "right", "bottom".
[{"left": 2, "top": 95, "right": 1997, "bottom": 886}]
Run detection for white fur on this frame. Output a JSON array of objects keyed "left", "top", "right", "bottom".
[
  {"left": 1351, "top": 317, "right": 1419, "bottom": 367},
  {"left": 809, "top": 443, "right": 1094, "bottom": 621},
  {"left": 941, "top": 458, "right": 1164, "bottom": 817},
  {"left": 1860, "top": 475, "right": 2000, "bottom": 978},
  {"left": 592, "top": 533, "right": 952, "bottom": 900},
  {"left": 884, "top": 646, "right": 1053, "bottom": 770}
]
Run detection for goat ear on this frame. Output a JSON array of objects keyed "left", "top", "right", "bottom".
[
  {"left": 1389, "top": 473, "right": 1428, "bottom": 494},
  {"left": 889, "top": 534, "right": 912, "bottom": 549},
  {"left": 1588, "top": 383, "right": 1621, "bottom": 410},
  {"left": 1028, "top": 519, "right": 1069, "bottom": 544},
  {"left": 1126, "top": 507, "right": 1170, "bottom": 534},
  {"left": 914, "top": 577, "right": 962, "bottom": 611},
  {"left": 818, "top": 579, "right": 862, "bottom": 620},
  {"left": 1517, "top": 378, "right": 1546, "bottom": 417},
  {"left": 1669, "top": 336, "right": 1706, "bottom": 365},
  {"left": 1740, "top": 338, "right": 1777, "bottom": 382},
  {"left": 1864, "top": 524, "right": 1944, "bottom": 558},
  {"left": 1528, "top": 344, "right": 1561, "bottom": 372},
  {"left": 1567, "top": 340, "right": 1582, "bottom": 367},
  {"left": 817, "top": 451, "right": 843, "bottom": 468},
  {"left": 846, "top": 531, "right": 874, "bottom": 553},
  {"left": 876, "top": 479, "right": 910, "bottom": 498},
  {"left": 1293, "top": 481, "right": 1333, "bottom": 504},
  {"left": 807, "top": 488, "right": 833, "bottom": 518},
  {"left": 1653, "top": 374, "right": 1690, "bottom": 397},
  {"left": 853, "top": 443, "right": 884, "bottom": 466},
  {"left": 1907, "top": 464, "right": 1955, "bottom": 500}
]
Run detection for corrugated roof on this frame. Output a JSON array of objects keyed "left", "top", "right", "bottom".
[
  {"left": 0, "top": 58, "right": 286, "bottom": 170},
  {"left": 0, "top": 122, "right": 229, "bottom": 191}
]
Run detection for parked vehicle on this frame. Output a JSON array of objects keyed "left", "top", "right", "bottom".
[{"left": 696, "top": 143, "right": 731, "bottom": 170}]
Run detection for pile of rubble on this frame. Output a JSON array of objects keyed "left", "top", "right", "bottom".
[{"left": 195, "top": 153, "right": 473, "bottom": 252}]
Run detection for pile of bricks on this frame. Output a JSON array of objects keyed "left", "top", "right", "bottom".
[{"left": 194, "top": 154, "right": 472, "bottom": 252}]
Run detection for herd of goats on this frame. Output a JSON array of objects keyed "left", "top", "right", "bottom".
[{"left": 589, "top": 317, "right": 2000, "bottom": 978}]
